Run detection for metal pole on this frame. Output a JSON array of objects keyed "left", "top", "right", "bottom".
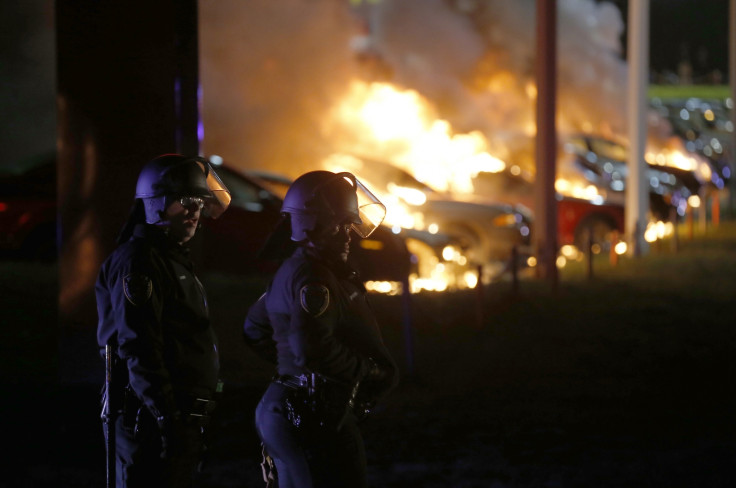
[
  {"left": 730, "top": 0, "right": 736, "bottom": 216},
  {"left": 586, "top": 227, "right": 594, "bottom": 280},
  {"left": 626, "top": 0, "right": 650, "bottom": 256},
  {"left": 511, "top": 245, "right": 519, "bottom": 295},
  {"left": 476, "top": 264, "right": 484, "bottom": 328},
  {"left": 534, "top": 0, "right": 559, "bottom": 288},
  {"left": 104, "top": 345, "right": 116, "bottom": 488},
  {"left": 400, "top": 275, "right": 415, "bottom": 378},
  {"left": 610, "top": 230, "right": 619, "bottom": 266}
]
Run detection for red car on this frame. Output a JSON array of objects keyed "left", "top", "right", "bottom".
[{"left": 0, "top": 158, "right": 57, "bottom": 261}]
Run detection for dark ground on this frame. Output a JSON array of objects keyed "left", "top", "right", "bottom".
[{"left": 3, "top": 223, "right": 736, "bottom": 487}]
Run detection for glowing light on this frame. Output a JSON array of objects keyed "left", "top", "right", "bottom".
[
  {"left": 209, "top": 154, "right": 224, "bottom": 166},
  {"left": 644, "top": 225, "right": 658, "bottom": 243},
  {"left": 428, "top": 223, "right": 439, "bottom": 234},
  {"left": 704, "top": 109, "right": 715, "bottom": 122},
  {"left": 387, "top": 182, "right": 427, "bottom": 206},
  {"left": 442, "top": 245, "right": 457, "bottom": 261},
  {"left": 510, "top": 165, "right": 521, "bottom": 176},
  {"left": 365, "top": 281, "right": 400, "bottom": 295},
  {"left": 615, "top": 241, "right": 627, "bottom": 254},
  {"left": 0, "top": 202, "right": 7, "bottom": 212},
  {"left": 556, "top": 256, "right": 567, "bottom": 268},
  {"left": 688, "top": 195, "right": 701, "bottom": 208},
  {"left": 464, "top": 271, "right": 479, "bottom": 289},
  {"left": 555, "top": 178, "right": 603, "bottom": 202},
  {"left": 527, "top": 256, "right": 537, "bottom": 267},
  {"left": 560, "top": 245, "right": 578, "bottom": 258}
]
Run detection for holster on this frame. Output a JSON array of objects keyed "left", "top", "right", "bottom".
[{"left": 275, "top": 373, "right": 358, "bottom": 431}]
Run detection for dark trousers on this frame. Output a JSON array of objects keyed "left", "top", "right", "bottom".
[
  {"left": 112, "top": 410, "right": 204, "bottom": 488},
  {"left": 255, "top": 382, "right": 367, "bottom": 488}
]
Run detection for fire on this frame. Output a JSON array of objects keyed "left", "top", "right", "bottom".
[{"left": 327, "top": 80, "right": 506, "bottom": 194}]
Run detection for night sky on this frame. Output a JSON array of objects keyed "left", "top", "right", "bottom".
[{"left": 607, "top": 0, "right": 731, "bottom": 75}]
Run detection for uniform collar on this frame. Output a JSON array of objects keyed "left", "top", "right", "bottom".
[
  {"left": 296, "top": 246, "right": 361, "bottom": 282},
  {"left": 132, "top": 224, "right": 191, "bottom": 258}
]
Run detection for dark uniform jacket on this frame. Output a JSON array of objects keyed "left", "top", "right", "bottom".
[
  {"left": 244, "top": 246, "right": 398, "bottom": 398},
  {"left": 96, "top": 224, "right": 220, "bottom": 420}
]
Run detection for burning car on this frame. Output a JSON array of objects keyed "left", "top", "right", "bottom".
[
  {"left": 317, "top": 154, "right": 533, "bottom": 283},
  {"left": 243, "top": 167, "right": 484, "bottom": 291},
  {"left": 556, "top": 134, "right": 699, "bottom": 248}
]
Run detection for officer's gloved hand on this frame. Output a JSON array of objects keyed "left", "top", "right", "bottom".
[
  {"left": 157, "top": 412, "right": 185, "bottom": 459},
  {"left": 366, "top": 357, "right": 389, "bottom": 383}
]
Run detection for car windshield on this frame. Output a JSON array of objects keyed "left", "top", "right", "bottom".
[{"left": 215, "top": 167, "right": 276, "bottom": 210}]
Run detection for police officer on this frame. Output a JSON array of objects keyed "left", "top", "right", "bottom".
[
  {"left": 96, "top": 154, "right": 231, "bottom": 487},
  {"left": 243, "top": 170, "right": 399, "bottom": 488}
]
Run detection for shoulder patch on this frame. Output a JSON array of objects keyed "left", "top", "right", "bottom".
[
  {"left": 300, "top": 284, "right": 330, "bottom": 317},
  {"left": 123, "top": 273, "right": 153, "bottom": 306}
]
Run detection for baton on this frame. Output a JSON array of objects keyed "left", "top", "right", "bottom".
[{"left": 103, "top": 344, "right": 116, "bottom": 488}]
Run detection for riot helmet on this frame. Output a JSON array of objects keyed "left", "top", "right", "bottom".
[
  {"left": 135, "top": 154, "right": 231, "bottom": 224},
  {"left": 281, "top": 170, "right": 386, "bottom": 242}
]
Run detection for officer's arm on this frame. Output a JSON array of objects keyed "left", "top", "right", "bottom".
[
  {"left": 111, "top": 258, "right": 178, "bottom": 420},
  {"left": 243, "top": 293, "right": 277, "bottom": 364}
]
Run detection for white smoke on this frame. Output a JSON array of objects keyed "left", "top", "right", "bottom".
[{"left": 200, "top": 0, "right": 636, "bottom": 177}]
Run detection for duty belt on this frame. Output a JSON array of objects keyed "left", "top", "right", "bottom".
[
  {"left": 177, "top": 394, "right": 217, "bottom": 419},
  {"left": 272, "top": 373, "right": 360, "bottom": 405},
  {"left": 272, "top": 374, "right": 311, "bottom": 390}
]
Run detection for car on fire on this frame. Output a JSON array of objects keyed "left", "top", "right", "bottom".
[
  {"left": 245, "top": 157, "right": 532, "bottom": 285},
  {"left": 316, "top": 155, "right": 533, "bottom": 280},
  {"left": 192, "top": 163, "right": 413, "bottom": 284},
  {"left": 472, "top": 134, "right": 703, "bottom": 252},
  {"left": 557, "top": 134, "right": 701, "bottom": 248},
  {"left": 237, "top": 166, "right": 481, "bottom": 291}
]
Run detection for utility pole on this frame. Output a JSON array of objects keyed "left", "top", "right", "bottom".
[
  {"left": 626, "top": 0, "right": 650, "bottom": 256},
  {"left": 534, "top": 0, "right": 559, "bottom": 287},
  {"left": 730, "top": 0, "right": 736, "bottom": 216}
]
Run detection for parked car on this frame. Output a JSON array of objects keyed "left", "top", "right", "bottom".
[
  {"left": 199, "top": 163, "right": 412, "bottom": 283},
  {"left": 244, "top": 167, "right": 482, "bottom": 290},
  {"left": 473, "top": 134, "right": 700, "bottom": 250},
  {"left": 0, "top": 156, "right": 413, "bottom": 286},
  {"left": 0, "top": 156, "right": 57, "bottom": 261},
  {"left": 308, "top": 155, "right": 533, "bottom": 277},
  {"left": 650, "top": 97, "right": 732, "bottom": 189},
  {"left": 557, "top": 134, "right": 698, "bottom": 247}
]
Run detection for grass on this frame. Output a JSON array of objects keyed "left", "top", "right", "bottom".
[
  {"left": 648, "top": 84, "right": 732, "bottom": 101},
  {"left": 3, "top": 221, "right": 736, "bottom": 486}
]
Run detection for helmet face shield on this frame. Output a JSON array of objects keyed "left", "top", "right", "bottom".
[
  {"left": 194, "top": 159, "right": 231, "bottom": 219},
  {"left": 136, "top": 154, "right": 231, "bottom": 220},
  {"left": 351, "top": 177, "right": 386, "bottom": 238}
]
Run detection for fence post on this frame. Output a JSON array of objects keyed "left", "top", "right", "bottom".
[
  {"left": 670, "top": 207, "right": 679, "bottom": 253},
  {"left": 610, "top": 230, "right": 619, "bottom": 267},
  {"left": 511, "top": 245, "right": 519, "bottom": 296},
  {"left": 712, "top": 190, "right": 720, "bottom": 228},
  {"left": 586, "top": 227, "right": 594, "bottom": 280},
  {"left": 400, "top": 275, "right": 415, "bottom": 378},
  {"left": 475, "top": 264, "right": 484, "bottom": 328}
]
